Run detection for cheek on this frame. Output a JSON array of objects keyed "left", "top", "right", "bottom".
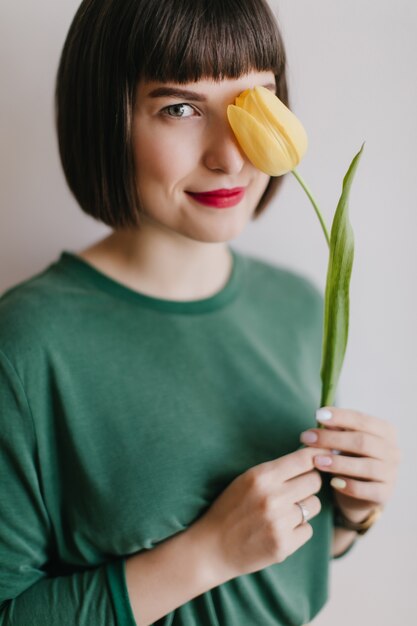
[
  {"left": 251, "top": 171, "right": 271, "bottom": 198},
  {"left": 133, "top": 124, "right": 200, "bottom": 185}
]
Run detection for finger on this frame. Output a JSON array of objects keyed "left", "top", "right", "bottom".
[
  {"left": 263, "top": 446, "right": 331, "bottom": 483},
  {"left": 300, "top": 428, "right": 395, "bottom": 461},
  {"left": 284, "top": 468, "right": 323, "bottom": 506},
  {"left": 328, "top": 474, "right": 388, "bottom": 505},
  {"left": 313, "top": 453, "right": 390, "bottom": 482},
  {"left": 289, "top": 495, "right": 321, "bottom": 529},
  {"left": 316, "top": 406, "right": 395, "bottom": 441}
]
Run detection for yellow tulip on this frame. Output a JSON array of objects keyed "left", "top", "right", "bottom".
[
  {"left": 228, "top": 83, "right": 366, "bottom": 418},
  {"left": 227, "top": 85, "right": 308, "bottom": 176}
]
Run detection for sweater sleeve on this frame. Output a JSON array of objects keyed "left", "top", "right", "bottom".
[{"left": 0, "top": 350, "right": 136, "bottom": 626}]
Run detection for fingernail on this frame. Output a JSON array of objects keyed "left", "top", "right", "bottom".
[
  {"left": 316, "top": 408, "right": 333, "bottom": 423},
  {"left": 314, "top": 456, "right": 333, "bottom": 465},
  {"left": 330, "top": 478, "right": 347, "bottom": 489},
  {"left": 300, "top": 431, "right": 318, "bottom": 443},
  {"left": 315, "top": 455, "right": 333, "bottom": 466}
]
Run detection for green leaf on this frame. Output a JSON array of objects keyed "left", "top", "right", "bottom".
[{"left": 320, "top": 143, "right": 365, "bottom": 407}]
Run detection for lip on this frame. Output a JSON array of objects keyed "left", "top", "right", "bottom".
[{"left": 186, "top": 187, "right": 246, "bottom": 209}]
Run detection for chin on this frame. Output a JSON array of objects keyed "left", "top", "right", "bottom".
[{"left": 184, "top": 218, "right": 250, "bottom": 244}]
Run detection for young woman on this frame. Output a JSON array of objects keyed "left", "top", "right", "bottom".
[{"left": 0, "top": 1, "right": 400, "bottom": 625}]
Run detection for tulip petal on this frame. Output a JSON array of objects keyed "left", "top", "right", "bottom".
[
  {"left": 227, "top": 105, "right": 293, "bottom": 176},
  {"left": 241, "top": 93, "right": 298, "bottom": 169},
  {"left": 235, "top": 89, "right": 252, "bottom": 109},
  {"left": 252, "top": 86, "right": 308, "bottom": 166}
]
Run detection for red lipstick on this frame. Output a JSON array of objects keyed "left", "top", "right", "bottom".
[{"left": 186, "top": 187, "right": 246, "bottom": 208}]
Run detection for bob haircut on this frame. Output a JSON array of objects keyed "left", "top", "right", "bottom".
[{"left": 55, "top": 0, "right": 290, "bottom": 229}]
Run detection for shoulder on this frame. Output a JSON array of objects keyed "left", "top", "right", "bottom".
[
  {"left": 236, "top": 248, "right": 324, "bottom": 313},
  {"left": 0, "top": 255, "right": 72, "bottom": 362}
]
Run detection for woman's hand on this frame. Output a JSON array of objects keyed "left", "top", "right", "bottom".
[
  {"left": 193, "top": 446, "right": 333, "bottom": 581},
  {"left": 299, "top": 407, "right": 401, "bottom": 522}
]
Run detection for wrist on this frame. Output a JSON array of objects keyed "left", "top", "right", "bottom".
[
  {"left": 337, "top": 505, "right": 375, "bottom": 524},
  {"left": 333, "top": 504, "right": 383, "bottom": 536},
  {"left": 187, "top": 516, "right": 235, "bottom": 588},
  {"left": 124, "top": 519, "right": 229, "bottom": 625}
]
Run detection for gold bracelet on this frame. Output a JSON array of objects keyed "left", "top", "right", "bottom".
[{"left": 333, "top": 505, "right": 384, "bottom": 536}]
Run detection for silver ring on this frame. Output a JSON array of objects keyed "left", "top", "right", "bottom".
[{"left": 295, "top": 501, "right": 310, "bottom": 524}]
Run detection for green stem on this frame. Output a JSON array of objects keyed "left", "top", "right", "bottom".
[{"left": 291, "top": 168, "right": 330, "bottom": 248}]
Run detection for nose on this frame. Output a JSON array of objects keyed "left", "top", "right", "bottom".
[{"left": 202, "top": 116, "right": 246, "bottom": 175}]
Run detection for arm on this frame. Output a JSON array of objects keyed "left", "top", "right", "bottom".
[
  {"left": 0, "top": 349, "right": 227, "bottom": 626},
  {"left": 125, "top": 517, "right": 226, "bottom": 626},
  {"left": 2, "top": 343, "right": 349, "bottom": 624},
  {"left": 0, "top": 350, "right": 130, "bottom": 625}
]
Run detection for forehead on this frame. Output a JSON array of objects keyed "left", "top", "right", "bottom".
[{"left": 136, "top": 70, "right": 276, "bottom": 101}]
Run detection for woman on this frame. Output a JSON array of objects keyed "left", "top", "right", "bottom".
[{"left": 0, "top": 1, "right": 400, "bottom": 625}]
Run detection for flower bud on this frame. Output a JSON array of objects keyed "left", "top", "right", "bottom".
[{"left": 227, "top": 85, "right": 308, "bottom": 176}]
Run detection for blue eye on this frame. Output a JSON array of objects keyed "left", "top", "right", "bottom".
[{"left": 162, "top": 103, "right": 196, "bottom": 118}]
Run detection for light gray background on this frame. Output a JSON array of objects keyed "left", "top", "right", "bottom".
[{"left": 0, "top": 1, "right": 416, "bottom": 623}]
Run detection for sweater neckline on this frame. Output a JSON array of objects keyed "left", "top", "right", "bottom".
[{"left": 58, "top": 246, "right": 242, "bottom": 314}]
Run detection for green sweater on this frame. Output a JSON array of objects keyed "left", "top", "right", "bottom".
[{"left": 0, "top": 247, "right": 354, "bottom": 626}]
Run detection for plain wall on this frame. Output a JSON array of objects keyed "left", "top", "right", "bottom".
[{"left": 0, "top": 0, "right": 416, "bottom": 623}]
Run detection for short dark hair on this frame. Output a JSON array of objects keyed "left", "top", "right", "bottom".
[{"left": 55, "top": 0, "right": 289, "bottom": 229}]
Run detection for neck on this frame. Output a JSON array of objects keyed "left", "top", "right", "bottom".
[{"left": 77, "top": 223, "right": 233, "bottom": 301}]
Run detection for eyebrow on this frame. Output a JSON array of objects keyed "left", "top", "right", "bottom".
[{"left": 147, "top": 83, "right": 276, "bottom": 101}]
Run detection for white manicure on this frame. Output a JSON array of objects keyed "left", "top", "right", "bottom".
[{"left": 316, "top": 408, "right": 333, "bottom": 422}]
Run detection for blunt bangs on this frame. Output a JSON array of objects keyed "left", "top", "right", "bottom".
[
  {"left": 55, "top": 0, "right": 289, "bottom": 229},
  {"left": 133, "top": 0, "right": 285, "bottom": 84}
]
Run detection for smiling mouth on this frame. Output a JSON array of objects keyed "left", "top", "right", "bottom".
[
  {"left": 187, "top": 187, "right": 246, "bottom": 197},
  {"left": 186, "top": 188, "right": 246, "bottom": 208}
]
